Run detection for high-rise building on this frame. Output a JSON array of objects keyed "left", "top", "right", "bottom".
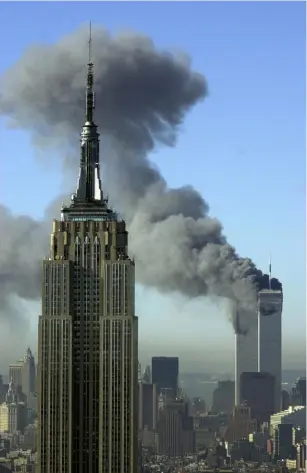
[
  {"left": 139, "top": 382, "right": 157, "bottom": 431},
  {"left": 212, "top": 380, "right": 235, "bottom": 414},
  {"left": 157, "top": 398, "right": 195, "bottom": 457},
  {"left": 291, "top": 377, "right": 306, "bottom": 406},
  {"left": 21, "top": 348, "right": 36, "bottom": 402},
  {"left": 273, "top": 423, "right": 294, "bottom": 460},
  {"left": 9, "top": 360, "right": 23, "bottom": 390},
  {"left": 37, "top": 36, "right": 138, "bottom": 473},
  {"left": 235, "top": 285, "right": 283, "bottom": 412},
  {"left": 258, "top": 289, "right": 283, "bottom": 412},
  {"left": 235, "top": 309, "right": 258, "bottom": 406},
  {"left": 152, "top": 357, "right": 178, "bottom": 397},
  {"left": 240, "top": 372, "right": 275, "bottom": 424}
]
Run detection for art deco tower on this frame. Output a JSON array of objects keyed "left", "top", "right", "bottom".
[{"left": 37, "top": 32, "right": 138, "bottom": 473}]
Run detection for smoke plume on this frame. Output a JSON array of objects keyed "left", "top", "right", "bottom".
[{"left": 0, "top": 26, "right": 281, "bottom": 333}]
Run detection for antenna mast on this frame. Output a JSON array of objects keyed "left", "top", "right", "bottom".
[{"left": 269, "top": 253, "right": 272, "bottom": 290}]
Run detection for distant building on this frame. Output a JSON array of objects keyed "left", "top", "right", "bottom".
[
  {"left": 212, "top": 380, "right": 235, "bottom": 414},
  {"left": 240, "top": 371, "right": 275, "bottom": 424},
  {"left": 224, "top": 404, "right": 257, "bottom": 444},
  {"left": 8, "top": 361, "right": 23, "bottom": 390},
  {"left": 258, "top": 289, "right": 283, "bottom": 412},
  {"left": 139, "top": 382, "right": 157, "bottom": 431},
  {"left": 273, "top": 423, "right": 294, "bottom": 460},
  {"left": 191, "top": 397, "right": 206, "bottom": 416},
  {"left": 235, "top": 309, "right": 258, "bottom": 406},
  {"left": 157, "top": 398, "right": 195, "bottom": 457},
  {"left": 270, "top": 406, "right": 306, "bottom": 435},
  {"left": 142, "top": 366, "right": 151, "bottom": 384},
  {"left": 235, "top": 286, "right": 283, "bottom": 412},
  {"left": 152, "top": 357, "right": 178, "bottom": 397},
  {"left": 21, "top": 348, "right": 36, "bottom": 402},
  {"left": 282, "top": 389, "right": 290, "bottom": 411},
  {"left": 296, "top": 440, "right": 306, "bottom": 470},
  {"left": 292, "top": 378, "right": 306, "bottom": 406}
]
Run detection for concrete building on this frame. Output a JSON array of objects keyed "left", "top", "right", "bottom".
[
  {"left": 157, "top": 398, "right": 195, "bottom": 457},
  {"left": 224, "top": 405, "right": 257, "bottom": 444},
  {"left": 258, "top": 289, "right": 283, "bottom": 412},
  {"left": 139, "top": 382, "right": 157, "bottom": 431},
  {"left": 240, "top": 371, "right": 275, "bottom": 424},
  {"left": 8, "top": 361, "right": 23, "bottom": 390},
  {"left": 235, "top": 309, "right": 258, "bottom": 406},
  {"left": 0, "top": 404, "right": 9, "bottom": 431},
  {"left": 273, "top": 423, "right": 294, "bottom": 460},
  {"left": 37, "top": 43, "right": 138, "bottom": 473},
  {"left": 292, "top": 377, "right": 306, "bottom": 406},
  {"left": 152, "top": 357, "right": 179, "bottom": 397},
  {"left": 270, "top": 406, "right": 306, "bottom": 435},
  {"left": 212, "top": 380, "right": 234, "bottom": 414},
  {"left": 296, "top": 440, "right": 306, "bottom": 470},
  {"left": 235, "top": 286, "right": 283, "bottom": 412},
  {"left": 21, "top": 349, "right": 36, "bottom": 402}
]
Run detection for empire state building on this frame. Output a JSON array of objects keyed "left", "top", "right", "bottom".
[{"left": 37, "top": 34, "right": 138, "bottom": 473}]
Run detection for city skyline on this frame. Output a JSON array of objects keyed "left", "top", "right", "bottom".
[{"left": 0, "top": 2, "right": 305, "bottom": 372}]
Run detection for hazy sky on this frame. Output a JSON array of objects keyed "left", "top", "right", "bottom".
[{"left": 0, "top": 1, "right": 305, "bottom": 373}]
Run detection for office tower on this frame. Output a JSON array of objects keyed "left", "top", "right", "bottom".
[
  {"left": 240, "top": 372, "right": 275, "bottom": 424},
  {"left": 37, "top": 38, "right": 138, "bottom": 473},
  {"left": 235, "top": 309, "right": 258, "bottom": 405},
  {"left": 296, "top": 440, "right": 306, "bottom": 470},
  {"left": 258, "top": 288, "right": 283, "bottom": 412},
  {"left": 0, "top": 382, "right": 26, "bottom": 433},
  {"left": 142, "top": 365, "right": 151, "bottom": 384},
  {"left": 224, "top": 405, "right": 257, "bottom": 444},
  {"left": 235, "top": 284, "right": 283, "bottom": 412},
  {"left": 282, "top": 389, "right": 290, "bottom": 410},
  {"left": 9, "top": 360, "right": 23, "bottom": 389},
  {"left": 291, "top": 377, "right": 306, "bottom": 406},
  {"left": 21, "top": 348, "right": 36, "bottom": 402},
  {"left": 139, "top": 382, "right": 157, "bottom": 431},
  {"left": 273, "top": 424, "right": 294, "bottom": 460},
  {"left": 152, "top": 357, "right": 178, "bottom": 397},
  {"left": 157, "top": 398, "right": 195, "bottom": 457},
  {"left": 212, "top": 380, "right": 235, "bottom": 414}
]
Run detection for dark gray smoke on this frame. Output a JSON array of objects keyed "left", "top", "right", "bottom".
[{"left": 0, "top": 26, "right": 281, "bottom": 332}]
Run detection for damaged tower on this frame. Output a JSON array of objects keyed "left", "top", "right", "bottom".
[{"left": 235, "top": 263, "right": 283, "bottom": 412}]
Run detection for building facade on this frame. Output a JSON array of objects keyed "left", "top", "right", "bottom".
[
  {"left": 37, "top": 43, "right": 138, "bottom": 473},
  {"left": 21, "top": 348, "right": 36, "bottom": 402},
  {"left": 235, "top": 288, "right": 283, "bottom": 412},
  {"left": 157, "top": 399, "right": 195, "bottom": 457},
  {"left": 258, "top": 289, "right": 283, "bottom": 412},
  {"left": 240, "top": 371, "right": 275, "bottom": 424},
  {"left": 152, "top": 357, "right": 179, "bottom": 397},
  {"left": 235, "top": 309, "right": 258, "bottom": 405}
]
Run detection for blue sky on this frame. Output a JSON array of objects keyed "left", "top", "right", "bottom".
[{"left": 0, "top": 1, "right": 305, "bottom": 372}]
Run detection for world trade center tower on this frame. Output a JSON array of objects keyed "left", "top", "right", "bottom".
[{"left": 37, "top": 35, "right": 138, "bottom": 473}]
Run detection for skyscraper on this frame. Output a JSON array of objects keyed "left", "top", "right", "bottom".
[
  {"left": 235, "top": 286, "right": 283, "bottom": 412},
  {"left": 235, "top": 309, "right": 258, "bottom": 405},
  {"left": 21, "top": 348, "right": 36, "bottom": 402},
  {"left": 152, "top": 357, "right": 179, "bottom": 397},
  {"left": 240, "top": 372, "right": 275, "bottom": 424},
  {"left": 258, "top": 288, "right": 283, "bottom": 412},
  {"left": 37, "top": 33, "right": 138, "bottom": 473}
]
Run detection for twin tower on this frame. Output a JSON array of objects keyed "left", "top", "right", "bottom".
[{"left": 235, "top": 288, "right": 283, "bottom": 412}]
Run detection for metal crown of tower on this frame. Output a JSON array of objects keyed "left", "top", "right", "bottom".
[{"left": 61, "top": 23, "right": 116, "bottom": 222}]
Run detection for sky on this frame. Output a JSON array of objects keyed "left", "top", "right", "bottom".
[{"left": 0, "top": 1, "right": 305, "bottom": 373}]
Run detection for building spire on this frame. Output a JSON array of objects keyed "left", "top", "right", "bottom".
[
  {"left": 73, "top": 22, "right": 103, "bottom": 204},
  {"left": 269, "top": 253, "right": 272, "bottom": 290},
  {"left": 86, "top": 21, "right": 95, "bottom": 124}
]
